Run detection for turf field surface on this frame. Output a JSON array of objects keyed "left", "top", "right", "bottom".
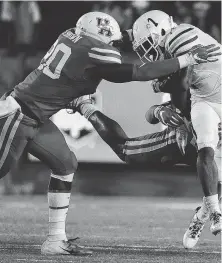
[{"left": 0, "top": 195, "right": 221, "bottom": 263}]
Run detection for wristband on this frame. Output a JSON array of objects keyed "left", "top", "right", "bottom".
[
  {"left": 178, "top": 53, "right": 196, "bottom": 69},
  {"left": 79, "top": 103, "right": 98, "bottom": 119}
]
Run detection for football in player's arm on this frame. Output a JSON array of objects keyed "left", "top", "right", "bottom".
[{"left": 145, "top": 101, "right": 185, "bottom": 128}]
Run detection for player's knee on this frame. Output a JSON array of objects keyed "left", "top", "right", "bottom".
[
  {"left": 196, "top": 132, "right": 219, "bottom": 152},
  {"left": 70, "top": 151, "right": 78, "bottom": 172},
  {"left": 192, "top": 120, "right": 218, "bottom": 151},
  {"left": 51, "top": 151, "right": 78, "bottom": 176},
  {"left": 63, "top": 151, "right": 78, "bottom": 175},
  {"left": 197, "top": 141, "right": 218, "bottom": 152},
  {"left": 49, "top": 152, "right": 78, "bottom": 190}
]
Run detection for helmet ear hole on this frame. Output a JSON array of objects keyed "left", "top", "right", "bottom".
[{"left": 161, "top": 29, "right": 166, "bottom": 36}]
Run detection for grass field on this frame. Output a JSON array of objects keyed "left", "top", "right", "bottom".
[{"left": 0, "top": 195, "right": 221, "bottom": 263}]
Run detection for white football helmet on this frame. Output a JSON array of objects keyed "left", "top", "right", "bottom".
[
  {"left": 133, "top": 10, "right": 177, "bottom": 63},
  {"left": 75, "top": 12, "right": 122, "bottom": 45}
]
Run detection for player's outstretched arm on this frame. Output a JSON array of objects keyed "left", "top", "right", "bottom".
[
  {"left": 133, "top": 44, "right": 221, "bottom": 81},
  {"left": 69, "top": 96, "right": 128, "bottom": 160},
  {"left": 88, "top": 111, "right": 128, "bottom": 147},
  {"left": 87, "top": 58, "right": 187, "bottom": 83},
  {"left": 88, "top": 111, "right": 130, "bottom": 161},
  {"left": 87, "top": 44, "right": 220, "bottom": 83}
]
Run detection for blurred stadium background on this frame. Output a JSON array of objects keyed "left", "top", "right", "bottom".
[{"left": 0, "top": 0, "right": 221, "bottom": 196}]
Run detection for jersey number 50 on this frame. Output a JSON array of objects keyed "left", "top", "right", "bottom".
[{"left": 38, "top": 40, "right": 71, "bottom": 79}]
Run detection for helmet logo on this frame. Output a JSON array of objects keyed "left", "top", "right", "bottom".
[
  {"left": 96, "top": 17, "right": 113, "bottom": 37},
  {"left": 147, "top": 18, "right": 158, "bottom": 27}
]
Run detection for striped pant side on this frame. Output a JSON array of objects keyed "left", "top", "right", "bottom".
[
  {"left": 123, "top": 128, "right": 178, "bottom": 165},
  {"left": 0, "top": 110, "right": 25, "bottom": 178}
]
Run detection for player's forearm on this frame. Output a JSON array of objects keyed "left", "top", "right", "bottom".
[
  {"left": 88, "top": 111, "right": 128, "bottom": 149},
  {"left": 170, "top": 90, "right": 191, "bottom": 119},
  {"left": 88, "top": 54, "right": 191, "bottom": 83},
  {"left": 89, "top": 61, "right": 179, "bottom": 83},
  {"left": 154, "top": 68, "right": 189, "bottom": 94},
  {"left": 87, "top": 64, "right": 133, "bottom": 83},
  {"left": 132, "top": 55, "right": 192, "bottom": 81}
]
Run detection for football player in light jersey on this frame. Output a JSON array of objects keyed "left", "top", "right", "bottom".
[
  {"left": 71, "top": 86, "right": 221, "bottom": 250},
  {"left": 0, "top": 11, "right": 219, "bottom": 255},
  {"left": 127, "top": 10, "right": 221, "bottom": 248}
]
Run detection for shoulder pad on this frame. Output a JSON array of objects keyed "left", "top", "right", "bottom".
[
  {"left": 165, "top": 24, "right": 200, "bottom": 57},
  {"left": 88, "top": 41, "right": 122, "bottom": 65}
]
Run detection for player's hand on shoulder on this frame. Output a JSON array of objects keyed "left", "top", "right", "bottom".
[
  {"left": 154, "top": 105, "right": 184, "bottom": 128},
  {"left": 188, "top": 44, "right": 221, "bottom": 64}
]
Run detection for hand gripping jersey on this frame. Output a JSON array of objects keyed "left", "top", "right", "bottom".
[
  {"left": 13, "top": 28, "right": 122, "bottom": 123},
  {"left": 165, "top": 24, "right": 222, "bottom": 104}
]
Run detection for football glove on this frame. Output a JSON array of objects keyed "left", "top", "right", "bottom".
[
  {"left": 154, "top": 105, "right": 184, "bottom": 128},
  {"left": 66, "top": 95, "right": 93, "bottom": 114},
  {"left": 187, "top": 44, "right": 221, "bottom": 64}
]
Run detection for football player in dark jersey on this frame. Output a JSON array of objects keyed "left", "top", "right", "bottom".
[{"left": 0, "top": 11, "right": 220, "bottom": 255}]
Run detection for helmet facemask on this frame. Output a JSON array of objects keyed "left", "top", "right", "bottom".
[{"left": 133, "top": 32, "right": 163, "bottom": 64}]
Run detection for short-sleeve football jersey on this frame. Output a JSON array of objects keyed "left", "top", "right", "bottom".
[
  {"left": 165, "top": 24, "right": 221, "bottom": 103},
  {"left": 13, "top": 28, "right": 122, "bottom": 122}
]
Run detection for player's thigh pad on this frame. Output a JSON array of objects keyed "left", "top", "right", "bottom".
[
  {"left": 205, "top": 101, "right": 222, "bottom": 120},
  {"left": 191, "top": 101, "right": 220, "bottom": 150},
  {"left": 28, "top": 120, "right": 77, "bottom": 175}
]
